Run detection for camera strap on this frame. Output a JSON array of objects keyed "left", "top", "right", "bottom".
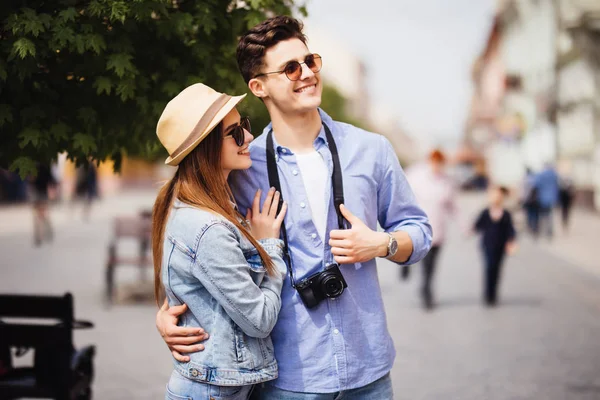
[{"left": 266, "top": 123, "right": 345, "bottom": 287}]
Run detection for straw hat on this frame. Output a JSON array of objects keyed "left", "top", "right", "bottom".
[{"left": 156, "top": 83, "right": 246, "bottom": 166}]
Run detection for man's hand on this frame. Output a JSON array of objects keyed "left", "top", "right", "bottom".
[
  {"left": 156, "top": 299, "right": 209, "bottom": 362},
  {"left": 329, "top": 204, "right": 388, "bottom": 264},
  {"left": 506, "top": 241, "right": 518, "bottom": 256}
]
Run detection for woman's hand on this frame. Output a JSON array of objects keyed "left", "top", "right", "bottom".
[
  {"left": 156, "top": 299, "right": 209, "bottom": 362},
  {"left": 246, "top": 187, "right": 287, "bottom": 240}
]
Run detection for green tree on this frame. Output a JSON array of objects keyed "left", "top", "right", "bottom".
[
  {"left": 0, "top": 0, "right": 305, "bottom": 177},
  {"left": 320, "top": 84, "right": 367, "bottom": 130}
]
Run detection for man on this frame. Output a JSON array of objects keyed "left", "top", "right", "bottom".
[
  {"left": 405, "top": 149, "right": 456, "bottom": 310},
  {"left": 534, "top": 163, "right": 559, "bottom": 239},
  {"left": 156, "top": 16, "right": 431, "bottom": 398}
]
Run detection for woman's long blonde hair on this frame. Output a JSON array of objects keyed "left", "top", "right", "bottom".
[{"left": 152, "top": 122, "right": 276, "bottom": 305}]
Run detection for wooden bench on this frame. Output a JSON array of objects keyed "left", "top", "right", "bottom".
[
  {"left": 0, "top": 293, "right": 95, "bottom": 400},
  {"left": 105, "top": 210, "right": 153, "bottom": 305}
]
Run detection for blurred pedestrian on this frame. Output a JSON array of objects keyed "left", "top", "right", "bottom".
[
  {"left": 405, "top": 149, "right": 456, "bottom": 309},
  {"left": 534, "top": 163, "right": 559, "bottom": 239},
  {"left": 521, "top": 168, "right": 539, "bottom": 237},
  {"left": 30, "top": 163, "right": 57, "bottom": 246},
  {"left": 473, "top": 185, "right": 517, "bottom": 307},
  {"left": 73, "top": 160, "right": 99, "bottom": 220},
  {"left": 558, "top": 175, "right": 575, "bottom": 232}
]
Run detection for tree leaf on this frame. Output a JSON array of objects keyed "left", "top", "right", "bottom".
[
  {"left": 0, "top": 105, "right": 13, "bottom": 127},
  {"left": 161, "top": 81, "right": 180, "bottom": 97},
  {"left": 77, "top": 107, "right": 98, "bottom": 126},
  {"left": 6, "top": 14, "right": 22, "bottom": 35},
  {"left": 18, "top": 127, "right": 42, "bottom": 148},
  {"left": 106, "top": 53, "right": 134, "bottom": 78},
  {"left": 116, "top": 79, "right": 136, "bottom": 101},
  {"left": 73, "top": 133, "right": 98, "bottom": 154},
  {"left": 12, "top": 38, "right": 36, "bottom": 59},
  {"left": 58, "top": 8, "right": 78, "bottom": 23},
  {"left": 22, "top": 11, "right": 46, "bottom": 37},
  {"left": 110, "top": 1, "right": 130, "bottom": 23},
  {"left": 73, "top": 35, "right": 86, "bottom": 54},
  {"left": 50, "top": 122, "right": 70, "bottom": 141},
  {"left": 10, "top": 157, "right": 38, "bottom": 179},
  {"left": 86, "top": 34, "right": 107, "bottom": 54},
  {"left": 52, "top": 26, "right": 76, "bottom": 47},
  {"left": 94, "top": 76, "right": 112, "bottom": 95},
  {"left": 0, "top": 62, "right": 8, "bottom": 81},
  {"left": 87, "top": 1, "right": 104, "bottom": 17}
]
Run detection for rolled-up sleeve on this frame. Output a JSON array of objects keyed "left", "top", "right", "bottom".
[{"left": 377, "top": 136, "right": 432, "bottom": 265}]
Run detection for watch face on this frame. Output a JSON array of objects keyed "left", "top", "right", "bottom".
[{"left": 390, "top": 239, "right": 398, "bottom": 255}]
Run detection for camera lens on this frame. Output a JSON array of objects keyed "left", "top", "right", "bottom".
[{"left": 322, "top": 275, "right": 344, "bottom": 298}]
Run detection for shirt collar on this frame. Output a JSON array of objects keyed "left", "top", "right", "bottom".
[{"left": 264, "top": 108, "right": 333, "bottom": 155}]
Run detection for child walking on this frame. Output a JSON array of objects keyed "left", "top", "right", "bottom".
[{"left": 473, "top": 186, "right": 517, "bottom": 306}]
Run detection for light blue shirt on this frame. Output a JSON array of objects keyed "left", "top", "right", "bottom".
[
  {"left": 535, "top": 166, "right": 559, "bottom": 208},
  {"left": 229, "top": 109, "right": 432, "bottom": 392}
]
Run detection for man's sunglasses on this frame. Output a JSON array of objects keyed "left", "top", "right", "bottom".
[
  {"left": 224, "top": 116, "right": 251, "bottom": 146},
  {"left": 254, "top": 54, "right": 322, "bottom": 81}
]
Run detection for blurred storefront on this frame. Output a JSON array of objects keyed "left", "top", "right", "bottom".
[{"left": 555, "top": 0, "right": 600, "bottom": 209}]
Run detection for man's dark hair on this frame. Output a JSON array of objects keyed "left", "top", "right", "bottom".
[
  {"left": 236, "top": 16, "right": 307, "bottom": 84},
  {"left": 498, "top": 186, "right": 510, "bottom": 197}
]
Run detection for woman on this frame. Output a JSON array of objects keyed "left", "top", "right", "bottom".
[
  {"left": 404, "top": 149, "right": 456, "bottom": 310},
  {"left": 153, "top": 83, "right": 288, "bottom": 399}
]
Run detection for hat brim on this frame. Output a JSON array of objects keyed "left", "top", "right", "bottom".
[{"left": 165, "top": 93, "right": 247, "bottom": 166}]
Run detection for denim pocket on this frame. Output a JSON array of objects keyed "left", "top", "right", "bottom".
[
  {"left": 165, "top": 384, "right": 192, "bottom": 400},
  {"left": 233, "top": 325, "right": 245, "bottom": 363},
  {"left": 210, "top": 384, "right": 251, "bottom": 399}
]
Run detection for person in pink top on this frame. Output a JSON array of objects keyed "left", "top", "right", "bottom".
[{"left": 404, "top": 150, "right": 456, "bottom": 309}]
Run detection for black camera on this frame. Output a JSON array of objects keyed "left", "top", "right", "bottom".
[{"left": 296, "top": 263, "right": 348, "bottom": 308}]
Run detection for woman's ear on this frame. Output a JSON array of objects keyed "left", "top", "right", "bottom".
[{"left": 248, "top": 78, "right": 267, "bottom": 99}]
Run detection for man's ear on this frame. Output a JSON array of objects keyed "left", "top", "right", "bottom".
[{"left": 248, "top": 78, "right": 267, "bottom": 99}]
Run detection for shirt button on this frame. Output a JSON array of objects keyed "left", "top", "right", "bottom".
[
  {"left": 281, "top": 148, "right": 287, "bottom": 154},
  {"left": 333, "top": 329, "right": 340, "bottom": 334},
  {"left": 292, "top": 169, "right": 299, "bottom": 176},
  {"left": 300, "top": 202, "right": 306, "bottom": 208},
  {"left": 311, "top": 233, "right": 317, "bottom": 239}
]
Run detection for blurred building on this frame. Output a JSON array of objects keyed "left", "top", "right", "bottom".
[
  {"left": 366, "top": 102, "right": 419, "bottom": 166},
  {"left": 555, "top": 0, "right": 600, "bottom": 209},
  {"left": 466, "top": 0, "right": 600, "bottom": 209}
]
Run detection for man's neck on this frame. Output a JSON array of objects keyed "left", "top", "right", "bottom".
[{"left": 270, "top": 108, "right": 321, "bottom": 153}]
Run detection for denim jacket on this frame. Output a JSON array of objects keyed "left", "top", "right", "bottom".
[{"left": 162, "top": 199, "right": 286, "bottom": 386}]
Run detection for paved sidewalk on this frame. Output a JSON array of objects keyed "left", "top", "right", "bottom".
[
  {"left": 0, "top": 188, "right": 159, "bottom": 238},
  {"left": 1, "top": 190, "right": 599, "bottom": 399},
  {"left": 535, "top": 207, "right": 599, "bottom": 278}
]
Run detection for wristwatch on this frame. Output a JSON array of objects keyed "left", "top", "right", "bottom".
[{"left": 385, "top": 233, "right": 398, "bottom": 258}]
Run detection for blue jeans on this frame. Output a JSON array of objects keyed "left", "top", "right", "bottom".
[
  {"left": 538, "top": 207, "right": 553, "bottom": 238},
  {"left": 165, "top": 370, "right": 254, "bottom": 400},
  {"left": 251, "top": 373, "right": 393, "bottom": 400}
]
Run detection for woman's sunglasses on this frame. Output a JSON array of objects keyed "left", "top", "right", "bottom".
[
  {"left": 254, "top": 54, "right": 322, "bottom": 81},
  {"left": 225, "top": 116, "right": 251, "bottom": 146}
]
